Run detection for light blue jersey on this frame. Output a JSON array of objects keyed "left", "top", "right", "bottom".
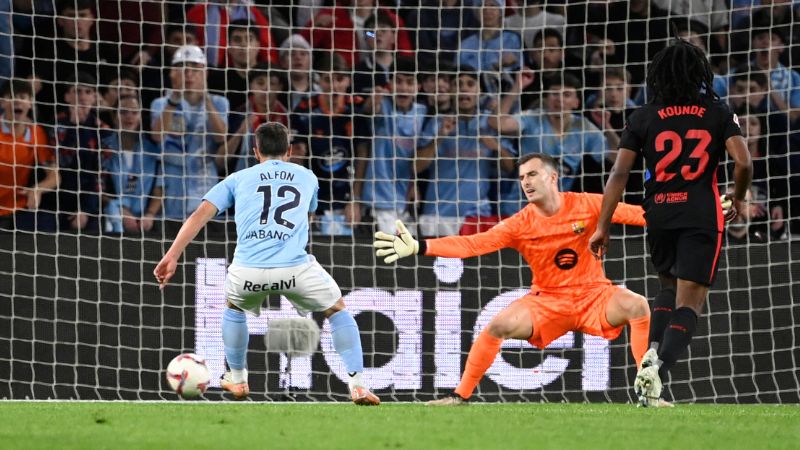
[
  {"left": 151, "top": 94, "right": 229, "bottom": 219},
  {"left": 362, "top": 100, "right": 435, "bottom": 212},
  {"left": 203, "top": 159, "right": 319, "bottom": 268},
  {"left": 422, "top": 113, "right": 510, "bottom": 218}
]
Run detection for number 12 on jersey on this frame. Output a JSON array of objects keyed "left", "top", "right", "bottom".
[{"left": 257, "top": 185, "right": 301, "bottom": 229}]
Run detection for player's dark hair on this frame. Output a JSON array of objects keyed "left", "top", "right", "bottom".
[
  {"left": 646, "top": 36, "right": 718, "bottom": 105},
  {"left": 0, "top": 79, "right": 34, "bottom": 98},
  {"left": 255, "top": 122, "right": 290, "bottom": 157},
  {"left": 518, "top": 153, "right": 559, "bottom": 175}
]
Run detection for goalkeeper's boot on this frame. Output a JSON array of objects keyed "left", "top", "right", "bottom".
[
  {"left": 634, "top": 366, "right": 662, "bottom": 407},
  {"left": 427, "top": 392, "right": 467, "bottom": 406},
  {"left": 639, "top": 348, "right": 659, "bottom": 370},
  {"left": 220, "top": 372, "right": 250, "bottom": 400},
  {"left": 350, "top": 386, "right": 381, "bottom": 406}
]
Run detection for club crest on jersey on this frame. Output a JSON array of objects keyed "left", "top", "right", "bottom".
[{"left": 571, "top": 221, "right": 586, "bottom": 234}]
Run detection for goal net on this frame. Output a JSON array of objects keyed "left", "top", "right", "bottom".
[{"left": 0, "top": 0, "right": 798, "bottom": 403}]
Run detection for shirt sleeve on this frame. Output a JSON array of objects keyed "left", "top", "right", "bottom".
[
  {"left": 425, "top": 214, "right": 521, "bottom": 258},
  {"left": 150, "top": 97, "right": 167, "bottom": 128},
  {"left": 585, "top": 122, "right": 607, "bottom": 162},
  {"left": 722, "top": 103, "right": 743, "bottom": 142},
  {"left": 202, "top": 175, "right": 235, "bottom": 213},
  {"left": 611, "top": 202, "right": 646, "bottom": 226}
]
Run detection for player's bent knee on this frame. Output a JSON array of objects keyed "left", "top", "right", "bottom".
[{"left": 322, "top": 298, "right": 346, "bottom": 318}]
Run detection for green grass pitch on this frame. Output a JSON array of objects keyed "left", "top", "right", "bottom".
[{"left": 1, "top": 402, "right": 798, "bottom": 449}]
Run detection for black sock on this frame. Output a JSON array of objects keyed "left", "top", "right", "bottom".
[
  {"left": 649, "top": 288, "right": 676, "bottom": 346},
  {"left": 657, "top": 307, "right": 698, "bottom": 380}
]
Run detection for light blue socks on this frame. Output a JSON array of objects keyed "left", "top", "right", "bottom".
[
  {"left": 329, "top": 310, "right": 364, "bottom": 375},
  {"left": 222, "top": 307, "right": 249, "bottom": 380}
]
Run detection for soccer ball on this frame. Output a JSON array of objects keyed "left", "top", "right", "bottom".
[{"left": 166, "top": 353, "right": 210, "bottom": 399}]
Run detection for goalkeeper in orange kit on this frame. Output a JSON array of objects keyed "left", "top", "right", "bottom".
[{"left": 374, "top": 153, "right": 656, "bottom": 405}]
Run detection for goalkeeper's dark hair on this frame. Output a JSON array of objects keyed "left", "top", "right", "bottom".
[
  {"left": 255, "top": 122, "right": 290, "bottom": 157},
  {"left": 646, "top": 36, "right": 718, "bottom": 105},
  {"left": 518, "top": 153, "right": 559, "bottom": 175}
]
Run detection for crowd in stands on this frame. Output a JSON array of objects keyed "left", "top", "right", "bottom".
[{"left": 0, "top": 0, "right": 798, "bottom": 243}]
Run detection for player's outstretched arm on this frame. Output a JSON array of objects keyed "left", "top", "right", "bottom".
[
  {"left": 590, "top": 147, "right": 637, "bottom": 258},
  {"left": 373, "top": 220, "right": 420, "bottom": 264},
  {"left": 154, "top": 200, "right": 219, "bottom": 289}
]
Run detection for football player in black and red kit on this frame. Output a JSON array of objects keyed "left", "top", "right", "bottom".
[{"left": 590, "top": 37, "right": 753, "bottom": 406}]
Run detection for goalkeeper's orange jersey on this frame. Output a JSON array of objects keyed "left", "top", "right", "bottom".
[{"left": 425, "top": 192, "right": 645, "bottom": 293}]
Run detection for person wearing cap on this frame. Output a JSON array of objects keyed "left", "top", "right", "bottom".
[
  {"left": 416, "top": 66, "right": 514, "bottom": 237},
  {"left": 456, "top": 0, "right": 523, "bottom": 94},
  {"left": 150, "top": 44, "right": 229, "bottom": 231},
  {"left": 278, "top": 34, "right": 318, "bottom": 111},
  {"left": 54, "top": 71, "right": 112, "bottom": 232}
]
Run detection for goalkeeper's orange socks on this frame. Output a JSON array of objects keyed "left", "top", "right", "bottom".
[
  {"left": 628, "top": 315, "right": 650, "bottom": 368},
  {"left": 657, "top": 307, "right": 698, "bottom": 380},
  {"left": 222, "top": 307, "right": 249, "bottom": 383},
  {"left": 648, "top": 287, "right": 676, "bottom": 346},
  {"left": 454, "top": 329, "right": 503, "bottom": 399}
]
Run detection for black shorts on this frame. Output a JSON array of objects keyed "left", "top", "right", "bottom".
[{"left": 646, "top": 228, "right": 723, "bottom": 286}]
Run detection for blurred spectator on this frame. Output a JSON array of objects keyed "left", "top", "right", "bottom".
[
  {"left": 19, "top": 0, "right": 111, "bottom": 125},
  {"left": 279, "top": 34, "right": 318, "bottom": 111},
  {"left": 748, "top": 21, "right": 800, "bottom": 123},
  {"left": 352, "top": 11, "right": 398, "bottom": 96},
  {"left": 456, "top": 0, "right": 523, "bottom": 93},
  {"left": 0, "top": 0, "right": 11, "bottom": 88},
  {"left": 406, "top": 0, "right": 479, "bottom": 67},
  {"left": 505, "top": 0, "right": 566, "bottom": 49},
  {"left": 98, "top": 69, "right": 138, "bottom": 128},
  {"left": 604, "top": 0, "right": 669, "bottom": 86},
  {"left": 209, "top": 19, "right": 262, "bottom": 111},
  {"left": 96, "top": 0, "right": 164, "bottom": 69},
  {"left": 587, "top": 67, "right": 643, "bottom": 203},
  {"left": 735, "top": 111, "right": 789, "bottom": 240},
  {"left": 0, "top": 80, "right": 59, "bottom": 231},
  {"left": 54, "top": 72, "right": 112, "bottom": 232},
  {"left": 416, "top": 67, "right": 513, "bottom": 237},
  {"left": 653, "top": 0, "right": 729, "bottom": 54},
  {"left": 150, "top": 45, "right": 229, "bottom": 229},
  {"left": 417, "top": 61, "right": 455, "bottom": 117},
  {"left": 360, "top": 57, "right": 436, "bottom": 233},
  {"left": 187, "top": 0, "right": 278, "bottom": 67},
  {"left": 224, "top": 64, "right": 289, "bottom": 175},
  {"left": 101, "top": 95, "right": 163, "bottom": 235},
  {"left": 291, "top": 53, "right": 367, "bottom": 236},
  {"left": 490, "top": 73, "right": 608, "bottom": 193},
  {"left": 729, "top": 70, "right": 770, "bottom": 115},
  {"left": 300, "top": 0, "right": 413, "bottom": 68},
  {"left": 140, "top": 25, "right": 200, "bottom": 120}
]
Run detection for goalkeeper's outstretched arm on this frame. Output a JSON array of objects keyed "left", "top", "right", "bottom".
[{"left": 373, "top": 220, "right": 515, "bottom": 263}]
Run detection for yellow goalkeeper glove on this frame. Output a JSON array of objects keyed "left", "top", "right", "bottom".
[
  {"left": 720, "top": 194, "right": 736, "bottom": 222},
  {"left": 373, "top": 220, "right": 419, "bottom": 264}
]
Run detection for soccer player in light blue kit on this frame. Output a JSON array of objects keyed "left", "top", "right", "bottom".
[{"left": 154, "top": 122, "right": 380, "bottom": 405}]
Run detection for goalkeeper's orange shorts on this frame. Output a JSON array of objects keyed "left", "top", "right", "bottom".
[{"left": 518, "top": 284, "right": 625, "bottom": 349}]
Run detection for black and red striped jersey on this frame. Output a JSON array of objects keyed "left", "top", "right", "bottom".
[{"left": 619, "top": 97, "right": 742, "bottom": 231}]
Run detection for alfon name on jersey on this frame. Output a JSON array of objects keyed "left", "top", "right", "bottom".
[
  {"left": 244, "top": 229, "right": 291, "bottom": 240},
  {"left": 260, "top": 171, "right": 295, "bottom": 181}
]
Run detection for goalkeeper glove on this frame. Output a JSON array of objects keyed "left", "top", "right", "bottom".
[
  {"left": 720, "top": 194, "right": 737, "bottom": 222},
  {"left": 373, "top": 220, "right": 419, "bottom": 264}
]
